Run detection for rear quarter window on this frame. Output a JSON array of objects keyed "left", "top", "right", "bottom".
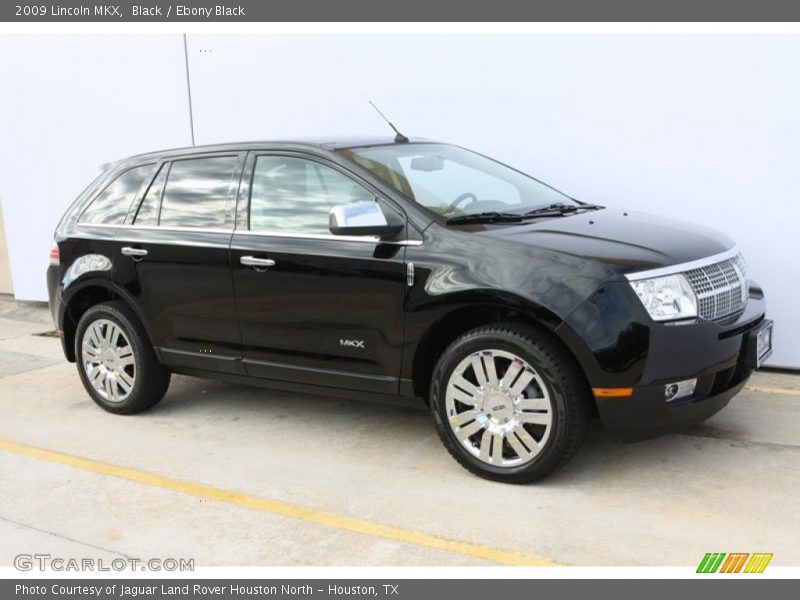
[
  {"left": 132, "top": 163, "right": 168, "bottom": 226},
  {"left": 79, "top": 165, "right": 155, "bottom": 225}
]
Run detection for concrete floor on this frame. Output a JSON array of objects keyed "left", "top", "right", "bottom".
[{"left": 0, "top": 296, "right": 798, "bottom": 567}]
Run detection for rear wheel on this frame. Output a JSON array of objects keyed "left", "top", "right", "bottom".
[
  {"left": 75, "top": 301, "right": 170, "bottom": 414},
  {"left": 430, "top": 323, "right": 590, "bottom": 483}
]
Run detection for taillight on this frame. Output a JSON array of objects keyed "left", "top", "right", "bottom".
[{"left": 49, "top": 242, "right": 60, "bottom": 266}]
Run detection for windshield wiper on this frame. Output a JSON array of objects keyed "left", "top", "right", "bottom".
[
  {"left": 445, "top": 211, "right": 525, "bottom": 225},
  {"left": 445, "top": 210, "right": 523, "bottom": 225},
  {"left": 446, "top": 203, "right": 604, "bottom": 225},
  {"left": 523, "top": 203, "right": 603, "bottom": 217}
]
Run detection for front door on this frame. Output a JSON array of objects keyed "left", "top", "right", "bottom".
[
  {"left": 115, "top": 153, "right": 245, "bottom": 374},
  {"left": 230, "top": 152, "right": 407, "bottom": 394}
]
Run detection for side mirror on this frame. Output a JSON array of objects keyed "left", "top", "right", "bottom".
[{"left": 329, "top": 201, "right": 404, "bottom": 238}]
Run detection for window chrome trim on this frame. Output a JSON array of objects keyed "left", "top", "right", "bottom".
[
  {"left": 77, "top": 223, "right": 232, "bottom": 235},
  {"left": 76, "top": 222, "right": 423, "bottom": 245},
  {"left": 234, "top": 229, "right": 423, "bottom": 246},
  {"left": 624, "top": 246, "right": 740, "bottom": 281}
]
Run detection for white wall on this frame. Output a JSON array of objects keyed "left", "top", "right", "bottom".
[
  {"left": 1, "top": 34, "right": 797, "bottom": 367},
  {"left": 0, "top": 35, "right": 192, "bottom": 300}
]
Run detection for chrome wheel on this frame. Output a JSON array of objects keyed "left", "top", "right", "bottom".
[
  {"left": 445, "top": 349, "right": 553, "bottom": 468},
  {"left": 81, "top": 318, "right": 136, "bottom": 403}
]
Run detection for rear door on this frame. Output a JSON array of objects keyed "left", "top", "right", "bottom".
[
  {"left": 115, "top": 153, "right": 245, "bottom": 374},
  {"left": 230, "top": 151, "right": 408, "bottom": 394}
]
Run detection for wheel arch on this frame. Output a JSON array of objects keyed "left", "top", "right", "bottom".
[
  {"left": 409, "top": 294, "right": 591, "bottom": 404},
  {"left": 61, "top": 279, "right": 151, "bottom": 363}
]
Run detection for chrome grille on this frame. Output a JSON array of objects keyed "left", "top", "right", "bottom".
[{"left": 683, "top": 254, "right": 748, "bottom": 321}]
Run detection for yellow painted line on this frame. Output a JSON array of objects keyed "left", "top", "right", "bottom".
[
  {"left": 746, "top": 386, "right": 800, "bottom": 396},
  {"left": 0, "top": 438, "right": 560, "bottom": 567}
]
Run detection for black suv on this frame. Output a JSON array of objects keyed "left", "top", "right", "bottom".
[{"left": 47, "top": 138, "right": 773, "bottom": 483}]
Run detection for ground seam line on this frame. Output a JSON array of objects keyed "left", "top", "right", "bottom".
[{"left": 0, "top": 514, "right": 131, "bottom": 558}]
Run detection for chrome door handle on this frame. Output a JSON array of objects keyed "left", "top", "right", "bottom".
[
  {"left": 240, "top": 256, "right": 276, "bottom": 268},
  {"left": 121, "top": 247, "right": 148, "bottom": 258}
]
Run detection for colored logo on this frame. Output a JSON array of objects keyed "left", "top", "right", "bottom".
[{"left": 697, "top": 552, "right": 773, "bottom": 573}]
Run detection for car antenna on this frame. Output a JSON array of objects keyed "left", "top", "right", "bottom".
[{"left": 369, "top": 100, "right": 409, "bottom": 143}]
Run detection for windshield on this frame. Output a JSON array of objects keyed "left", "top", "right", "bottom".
[{"left": 337, "top": 143, "right": 574, "bottom": 219}]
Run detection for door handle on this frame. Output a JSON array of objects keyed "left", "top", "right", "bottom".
[
  {"left": 121, "top": 247, "right": 148, "bottom": 258},
  {"left": 240, "top": 256, "right": 276, "bottom": 268}
]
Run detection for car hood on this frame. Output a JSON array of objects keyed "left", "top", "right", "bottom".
[{"left": 478, "top": 208, "right": 735, "bottom": 276}]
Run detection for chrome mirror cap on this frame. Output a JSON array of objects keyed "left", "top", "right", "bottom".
[{"left": 329, "top": 201, "right": 403, "bottom": 237}]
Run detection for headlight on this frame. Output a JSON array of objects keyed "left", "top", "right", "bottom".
[{"left": 629, "top": 274, "right": 697, "bottom": 321}]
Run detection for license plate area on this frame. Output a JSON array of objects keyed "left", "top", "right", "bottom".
[{"left": 746, "top": 320, "right": 774, "bottom": 369}]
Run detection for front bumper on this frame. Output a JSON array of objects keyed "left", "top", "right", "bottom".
[
  {"left": 596, "top": 374, "right": 746, "bottom": 441},
  {"left": 555, "top": 280, "right": 768, "bottom": 438}
]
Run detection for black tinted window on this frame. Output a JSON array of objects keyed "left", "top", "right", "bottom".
[
  {"left": 159, "top": 156, "right": 238, "bottom": 229},
  {"left": 133, "top": 163, "right": 167, "bottom": 226},
  {"left": 250, "top": 156, "right": 374, "bottom": 234},
  {"left": 79, "top": 165, "right": 154, "bottom": 225}
]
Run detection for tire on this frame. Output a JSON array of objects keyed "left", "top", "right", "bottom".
[
  {"left": 75, "top": 301, "right": 171, "bottom": 415},
  {"left": 430, "top": 322, "right": 590, "bottom": 483}
]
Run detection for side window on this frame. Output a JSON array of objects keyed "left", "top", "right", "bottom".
[
  {"left": 132, "top": 163, "right": 167, "bottom": 226},
  {"left": 79, "top": 165, "right": 154, "bottom": 225},
  {"left": 158, "top": 156, "right": 238, "bottom": 229},
  {"left": 249, "top": 156, "right": 375, "bottom": 235}
]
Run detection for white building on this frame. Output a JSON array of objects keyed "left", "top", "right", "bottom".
[{"left": 1, "top": 34, "right": 797, "bottom": 367}]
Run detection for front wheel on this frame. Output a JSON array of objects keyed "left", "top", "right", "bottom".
[
  {"left": 75, "top": 301, "right": 170, "bottom": 414},
  {"left": 430, "top": 323, "right": 590, "bottom": 483}
]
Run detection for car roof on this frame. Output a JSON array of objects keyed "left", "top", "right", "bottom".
[{"left": 119, "top": 136, "right": 438, "bottom": 165}]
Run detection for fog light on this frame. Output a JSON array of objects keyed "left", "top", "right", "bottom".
[{"left": 665, "top": 378, "right": 697, "bottom": 402}]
